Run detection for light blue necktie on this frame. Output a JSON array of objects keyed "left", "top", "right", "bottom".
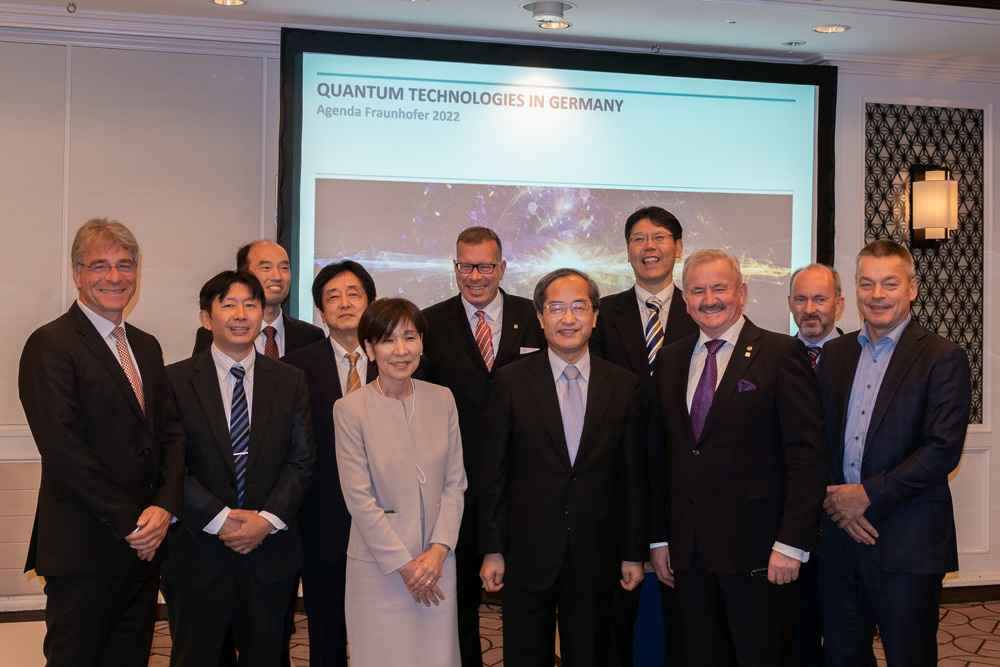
[{"left": 562, "top": 365, "right": 585, "bottom": 465}]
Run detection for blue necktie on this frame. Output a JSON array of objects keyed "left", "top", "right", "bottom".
[
  {"left": 561, "top": 365, "right": 585, "bottom": 465},
  {"left": 690, "top": 340, "right": 725, "bottom": 441},
  {"left": 229, "top": 364, "right": 250, "bottom": 508},
  {"left": 645, "top": 297, "right": 664, "bottom": 375}
]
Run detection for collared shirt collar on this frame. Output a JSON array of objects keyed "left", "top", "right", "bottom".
[
  {"left": 461, "top": 290, "right": 504, "bottom": 322},
  {"left": 634, "top": 282, "right": 673, "bottom": 314},
  {"left": 858, "top": 315, "right": 910, "bottom": 348},
  {"left": 695, "top": 315, "right": 745, "bottom": 351},
  {"left": 210, "top": 344, "right": 256, "bottom": 381},
  {"left": 329, "top": 336, "right": 365, "bottom": 366},
  {"left": 76, "top": 298, "right": 121, "bottom": 338},
  {"left": 797, "top": 327, "right": 841, "bottom": 349},
  {"left": 261, "top": 311, "right": 285, "bottom": 336},
  {"left": 548, "top": 348, "right": 591, "bottom": 384}
]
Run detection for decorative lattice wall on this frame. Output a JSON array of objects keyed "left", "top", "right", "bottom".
[{"left": 864, "top": 103, "right": 983, "bottom": 423}]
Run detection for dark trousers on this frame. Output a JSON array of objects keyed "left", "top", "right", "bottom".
[
  {"left": 674, "top": 543, "right": 790, "bottom": 667},
  {"left": 42, "top": 558, "right": 160, "bottom": 667},
  {"left": 456, "top": 504, "right": 485, "bottom": 667},
  {"left": 502, "top": 545, "right": 614, "bottom": 667},
  {"left": 300, "top": 551, "right": 348, "bottom": 667},
  {"left": 820, "top": 531, "right": 942, "bottom": 667},
  {"left": 786, "top": 555, "right": 823, "bottom": 667},
  {"left": 606, "top": 579, "right": 687, "bottom": 667},
  {"left": 161, "top": 558, "right": 296, "bottom": 667}
]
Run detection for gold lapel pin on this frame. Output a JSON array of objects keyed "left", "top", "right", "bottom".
[{"left": 745, "top": 345, "right": 752, "bottom": 358}]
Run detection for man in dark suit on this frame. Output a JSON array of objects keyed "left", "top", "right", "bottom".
[
  {"left": 283, "top": 260, "right": 377, "bottom": 667},
  {"left": 590, "top": 206, "right": 696, "bottom": 667},
  {"left": 18, "top": 217, "right": 185, "bottom": 666},
  {"left": 784, "top": 263, "right": 853, "bottom": 667},
  {"left": 161, "top": 270, "right": 315, "bottom": 667},
  {"left": 480, "top": 268, "right": 648, "bottom": 667},
  {"left": 649, "top": 249, "right": 827, "bottom": 667},
  {"left": 422, "top": 226, "right": 546, "bottom": 666},
  {"left": 192, "top": 240, "right": 324, "bottom": 357},
  {"left": 818, "top": 240, "right": 971, "bottom": 667}
]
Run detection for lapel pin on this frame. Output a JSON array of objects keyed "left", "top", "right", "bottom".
[{"left": 745, "top": 346, "right": 752, "bottom": 358}]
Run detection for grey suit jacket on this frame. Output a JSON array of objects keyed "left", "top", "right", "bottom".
[{"left": 162, "top": 351, "right": 316, "bottom": 585}]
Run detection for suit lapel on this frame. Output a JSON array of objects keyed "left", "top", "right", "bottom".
[
  {"left": 674, "top": 334, "right": 699, "bottom": 442},
  {"left": 525, "top": 355, "right": 573, "bottom": 471},
  {"left": 611, "top": 289, "right": 650, "bottom": 377},
  {"left": 127, "top": 324, "right": 157, "bottom": 431},
  {"left": 865, "top": 320, "right": 925, "bottom": 450},
  {"left": 495, "top": 289, "right": 528, "bottom": 367},
  {"left": 446, "top": 296, "right": 489, "bottom": 372},
  {"left": 191, "top": 353, "right": 236, "bottom": 475},
  {"left": 663, "top": 284, "right": 693, "bottom": 344},
  {"left": 281, "top": 313, "right": 299, "bottom": 352},
  {"left": 831, "top": 334, "right": 862, "bottom": 460},
  {"left": 699, "top": 320, "right": 762, "bottom": 443},
  {"left": 248, "top": 354, "right": 275, "bottom": 471},
  {"left": 70, "top": 304, "right": 147, "bottom": 425},
  {"left": 315, "top": 341, "right": 345, "bottom": 407},
  {"left": 576, "top": 360, "right": 613, "bottom": 467}
]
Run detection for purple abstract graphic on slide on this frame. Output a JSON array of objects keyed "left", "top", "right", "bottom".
[{"left": 315, "top": 178, "right": 794, "bottom": 332}]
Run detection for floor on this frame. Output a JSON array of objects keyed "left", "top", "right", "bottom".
[{"left": 3, "top": 601, "right": 1000, "bottom": 665}]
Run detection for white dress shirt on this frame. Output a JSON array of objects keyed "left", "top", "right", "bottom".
[
  {"left": 330, "top": 338, "right": 368, "bottom": 395},
  {"left": 634, "top": 282, "right": 674, "bottom": 333},
  {"left": 76, "top": 299, "right": 143, "bottom": 384},
  {"left": 547, "top": 349, "right": 591, "bottom": 416},
  {"left": 257, "top": 312, "right": 286, "bottom": 357},
  {"left": 461, "top": 292, "right": 504, "bottom": 357}
]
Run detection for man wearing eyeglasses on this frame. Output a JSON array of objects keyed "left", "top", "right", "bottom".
[
  {"left": 19, "top": 217, "right": 184, "bottom": 666},
  {"left": 479, "top": 268, "right": 647, "bottom": 667},
  {"left": 422, "top": 226, "right": 546, "bottom": 667},
  {"left": 591, "top": 206, "right": 697, "bottom": 667}
]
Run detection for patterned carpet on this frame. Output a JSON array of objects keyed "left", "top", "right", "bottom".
[{"left": 141, "top": 601, "right": 1000, "bottom": 666}]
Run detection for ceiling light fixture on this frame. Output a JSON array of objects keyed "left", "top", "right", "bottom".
[
  {"left": 212, "top": 0, "right": 245, "bottom": 6},
  {"left": 782, "top": 41, "right": 807, "bottom": 47},
  {"left": 521, "top": 2, "right": 575, "bottom": 30},
  {"left": 814, "top": 25, "right": 849, "bottom": 34}
]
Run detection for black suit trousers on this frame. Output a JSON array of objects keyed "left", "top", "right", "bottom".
[
  {"left": 300, "top": 551, "right": 348, "bottom": 667},
  {"left": 42, "top": 558, "right": 160, "bottom": 667},
  {"left": 456, "top": 504, "right": 485, "bottom": 667}
]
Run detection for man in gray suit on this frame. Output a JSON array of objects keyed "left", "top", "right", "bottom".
[{"left": 162, "top": 270, "right": 315, "bottom": 667}]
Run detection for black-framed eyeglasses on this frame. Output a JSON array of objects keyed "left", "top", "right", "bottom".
[
  {"left": 542, "top": 302, "right": 594, "bottom": 316},
  {"left": 454, "top": 262, "right": 500, "bottom": 275},
  {"left": 77, "top": 261, "right": 138, "bottom": 275},
  {"left": 628, "top": 232, "right": 674, "bottom": 246}
]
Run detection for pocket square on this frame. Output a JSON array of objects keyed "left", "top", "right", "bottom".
[
  {"left": 520, "top": 347, "right": 541, "bottom": 354},
  {"left": 738, "top": 379, "right": 757, "bottom": 392}
]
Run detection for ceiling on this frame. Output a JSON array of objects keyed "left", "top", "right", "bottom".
[{"left": 3, "top": 0, "right": 1000, "bottom": 68}]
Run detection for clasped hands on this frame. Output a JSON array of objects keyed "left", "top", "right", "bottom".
[
  {"left": 399, "top": 544, "right": 449, "bottom": 607},
  {"left": 219, "top": 509, "right": 273, "bottom": 555},
  {"left": 824, "top": 483, "right": 879, "bottom": 545},
  {"left": 126, "top": 505, "right": 172, "bottom": 561}
]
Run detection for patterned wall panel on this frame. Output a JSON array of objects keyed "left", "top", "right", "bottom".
[{"left": 864, "top": 103, "right": 983, "bottom": 423}]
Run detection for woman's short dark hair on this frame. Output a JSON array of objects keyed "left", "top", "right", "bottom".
[
  {"left": 357, "top": 298, "right": 428, "bottom": 346},
  {"left": 199, "top": 270, "right": 264, "bottom": 312},
  {"left": 311, "top": 260, "right": 377, "bottom": 310}
]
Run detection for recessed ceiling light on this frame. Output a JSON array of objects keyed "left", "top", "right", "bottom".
[
  {"left": 212, "top": 0, "right": 245, "bottom": 5},
  {"left": 814, "top": 25, "right": 850, "bottom": 33},
  {"left": 725, "top": 19, "right": 740, "bottom": 25},
  {"left": 782, "top": 41, "right": 807, "bottom": 47},
  {"left": 521, "top": 2, "right": 575, "bottom": 30}
]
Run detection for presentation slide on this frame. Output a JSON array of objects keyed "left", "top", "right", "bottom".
[{"left": 292, "top": 49, "right": 819, "bottom": 333}]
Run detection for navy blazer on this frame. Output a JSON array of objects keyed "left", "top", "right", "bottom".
[
  {"left": 192, "top": 312, "right": 325, "bottom": 356},
  {"left": 649, "top": 318, "right": 827, "bottom": 574},
  {"left": 19, "top": 302, "right": 185, "bottom": 576},
  {"left": 282, "top": 338, "right": 378, "bottom": 562},
  {"left": 817, "top": 319, "right": 970, "bottom": 574}
]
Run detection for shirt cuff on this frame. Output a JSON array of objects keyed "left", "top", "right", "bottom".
[
  {"left": 773, "top": 541, "right": 809, "bottom": 563},
  {"left": 259, "top": 511, "right": 286, "bottom": 534},
  {"left": 650, "top": 542, "right": 669, "bottom": 549},
  {"left": 204, "top": 507, "right": 231, "bottom": 535}
]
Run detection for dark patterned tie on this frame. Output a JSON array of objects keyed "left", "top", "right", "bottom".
[
  {"left": 111, "top": 326, "right": 145, "bottom": 415},
  {"left": 644, "top": 297, "right": 664, "bottom": 375},
  {"left": 262, "top": 326, "right": 279, "bottom": 359},
  {"left": 229, "top": 364, "right": 250, "bottom": 508},
  {"left": 690, "top": 339, "right": 726, "bottom": 441},
  {"left": 807, "top": 345, "right": 820, "bottom": 371}
]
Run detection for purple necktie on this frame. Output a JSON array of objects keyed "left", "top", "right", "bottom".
[{"left": 690, "top": 339, "right": 726, "bottom": 441}]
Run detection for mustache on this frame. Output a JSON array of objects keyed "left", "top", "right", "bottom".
[{"left": 698, "top": 303, "right": 726, "bottom": 314}]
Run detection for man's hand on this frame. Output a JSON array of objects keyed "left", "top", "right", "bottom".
[
  {"left": 767, "top": 550, "right": 801, "bottom": 585},
  {"left": 126, "top": 506, "right": 172, "bottom": 561},
  {"left": 218, "top": 509, "right": 272, "bottom": 555},
  {"left": 824, "top": 484, "right": 878, "bottom": 545},
  {"left": 480, "top": 553, "right": 505, "bottom": 593},
  {"left": 620, "top": 561, "right": 644, "bottom": 592},
  {"left": 650, "top": 545, "right": 674, "bottom": 587}
]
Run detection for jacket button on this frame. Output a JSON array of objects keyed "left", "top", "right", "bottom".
[
  {"left": 147, "top": 482, "right": 155, "bottom": 489},
  {"left": 692, "top": 449, "right": 700, "bottom": 456},
  {"left": 142, "top": 447, "right": 151, "bottom": 455},
  {"left": 570, "top": 476, "right": 579, "bottom": 482}
]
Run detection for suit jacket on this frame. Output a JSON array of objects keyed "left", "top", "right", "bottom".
[
  {"left": 591, "top": 284, "right": 697, "bottom": 395},
  {"left": 422, "top": 290, "right": 546, "bottom": 506},
  {"left": 334, "top": 380, "right": 467, "bottom": 575},
  {"left": 191, "top": 312, "right": 325, "bottom": 356},
  {"left": 817, "top": 319, "right": 970, "bottom": 574},
  {"left": 479, "top": 353, "right": 648, "bottom": 594},
  {"left": 161, "top": 352, "right": 316, "bottom": 586},
  {"left": 282, "top": 338, "right": 377, "bottom": 562},
  {"left": 18, "top": 302, "right": 185, "bottom": 576},
  {"left": 649, "top": 318, "right": 827, "bottom": 574}
]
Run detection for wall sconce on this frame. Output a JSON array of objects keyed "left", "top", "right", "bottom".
[{"left": 910, "top": 165, "right": 958, "bottom": 247}]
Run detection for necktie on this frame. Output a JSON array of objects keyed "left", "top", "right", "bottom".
[
  {"left": 645, "top": 297, "right": 664, "bottom": 375},
  {"left": 690, "top": 339, "right": 726, "bottom": 441},
  {"left": 561, "top": 365, "right": 585, "bottom": 465},
  {"left": 345, "top": 352, "right": 361, "bottom": 395},
  {"left": 474, "top": 311, "right": 495, "bottom": 371},
  {"left": 263, "top": 325, "right": 279, "bottom": 359},
  {"left": 807, "top": 345, "right": 820, "bottom": 371},
  {"left": 111, "top": 326, "right": 145, "bottom": 415},
  {"left": 229, "top": 364, "right": 250, "bottom": 508}
]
